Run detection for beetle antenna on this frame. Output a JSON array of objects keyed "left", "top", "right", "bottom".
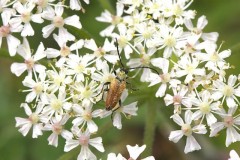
[
  {"left": 128, "top": 66, "right": 160, "bottom": 75},
  {"left": 115, "top": 39, "right": 125, "bottom": 69}
]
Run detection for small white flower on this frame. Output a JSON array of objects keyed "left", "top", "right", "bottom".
[
  {"left": 11, "top": 38, "right": 46, "bottom": 77},
  {"left": 44, "top": 114, "right": 73, "bottom": 147},
  {"left": 42, "top": 3, "right": 81, "bottom": 40},
  {"left": 175, "top": 54, "right": 205, "bottom": 83},
  {"left": 64, "top": 129, "right": 104, "bottom": 160},
  {"left": 0, "top": 10, "right": 22, "bottom": 56},
  {"left": 96, "top": 2, "right": 124, "bottom": 37},
  {"left": 22, "top": 73, "right": 48, "bottom": 103},
  {"left": 148, "top": 58, "right": 180, "bottom": 97},
  {"left": 12, "top": 1, "right": 43, "bottom": 36},
  {"left": 72, "top": 103, "right": 99, "bottom": 133},
  {"left": 15, "top": 103, "right": 44, "bottom": 138},
  {"left": 84, "top": 38, "right": 118, "bottom": 69},
  {"left": 191, "top": 90, "right": 220, "bottom": 126},
  {"left": 210, "top": 107, "right": 240, "bottom": 147},
  {"left": 169, "top": 110, "right": 207, "bottom": 153},
  {"left": 211, "top": 75, "right": 240, "bottom": 108}
]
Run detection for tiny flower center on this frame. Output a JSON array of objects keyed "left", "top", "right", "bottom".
[
  {"left": 51, "top": 99, "right": 63, "bottom": 111},
  {"left": 224, "top": 116, "right": 234, "bottom": 127},
  {"left": 83, "top": 111, "right": 92, "bottom": 121},
  {"left": 94, "top": 47, "right": 105, "bottom": 57},
  {"left": 25, "top": 58, "right": 35, "bottom": 70},
  {"left": 79, "top": 135, "right": 89, "bottom": 146},
  {"left": 75, "top": 64, "right": 85, "bottom": 73},
  {"left": 53, "top": 16, "right": 64, "bottom": 28},
  {"left": 21, "top": 11, "right": 31, "bottom": 23},
  {"left": 37, "top": 0, "right": 48, "bottom": 8},
  {"left": 210, "top": 52, "right": 220, "bottom": 62},
  {"left": 82, "top": 87, "right": 92, "bottom": 98},
  {"left": 173, "top": 94, "right": 182, "bottom": 105},
  {"left": 111, "top": 15, "right": 121, "bottom": 25},
  {"left": 181, "top": 124, "right": 192, "bottom": 136},
  {"left": 29, "top": 113, "right": 39, "bottom": 124},
  {"left": 185, "top": 43, "right": 195, "bottom": 54},
  {"left": 223, "top": 85, "right": 234, "bottom": 97},
  {"left": 34, "top": 83, "right": 43, "bottom": 94},
  {"left": 172, "top": 4, "right": 183, "bottom": 16},
  {"left": 160, "top": 73, "right": 171, "bottom": 83},
  {"left": 60, "top": 46, "right": 70, "bottom": 57},
  {"left": 140, "top": 54, "right": 150, "bottom": 65},
  {"left": 53, "top": 123, "right": 63, "bottom": 134},
  {"left": 164, "top": 36, "right": 176, "bottom": 47},
  {"left": 53, "top": 76, "right": 63, "bottom": 86},
  {"left": 0, "top": 25, "right": 10, "bottom": 37},
  {"left": 186, "top": 64, "right": 195, "bottom": 74},
  {"left": 192, "top": 27, "right": 202, "bottom": 35},
  {"left": 142, "top": 29, "right": 153, "bottom": 39},
  {"left": 199, "top": 102, "right": 211, "bottom": 114},
  {"left": 118, "top": 37, "right": 128, "bottom": 48}
]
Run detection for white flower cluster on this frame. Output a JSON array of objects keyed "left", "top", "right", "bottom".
[
  {"left": 1, "top": 0, "right": 239, "bottom": 159},
  {"left": 97, "top": 0, "right": 240, "bottom": 154},
  {"left": 1, "top": 0, "right": 141, "bottom": 159}
]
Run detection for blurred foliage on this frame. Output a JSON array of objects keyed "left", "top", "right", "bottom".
[{"left": 1, "top": 0, "right": 240, "bottom": 160}]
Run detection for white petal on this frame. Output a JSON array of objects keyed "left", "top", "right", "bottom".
[
  {"left": 64, "top": 15, "right": 82, "bottom": 29},
  {"left": 184, "top": 135, "right": 201, "bottom": 153},
  {"left": 78, "top": 146, "right": 97, "bottom": 160},
  {"left": 113, "top": 113, "right": 122, "bottom": 129},
  {"left": 21, "top": 23, "right": 34, "bottom": 37},
  {"left": 169, "top": 130, "right": 184, "bottom": 143},
  {"left": 127, "top": 144, "right": 145, "bottom": 159},
  {"left": 226, "top": 127, "right": 240, "bottom": 147},
  {"left": 10, "top": 63, "right": 27, "bottom": 76},
  {"left": 6, "top": 35, "right": 20, "bottom": 56},
  {"left": 89, "top": 137, "right": 105, "bottom": 152},
  {"left": 64, "top": 139, "right": 79, "bottom": 152},
  {"left": 48, "top": 133, "right": 58, "bottom": 147},
  {"left": 87, "top": 120, "right": 98, "bottom": 133},
  {"left": 210, "top": 122, "right": 225, "bottom": 137}
]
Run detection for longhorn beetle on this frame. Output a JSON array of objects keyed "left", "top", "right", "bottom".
[{"left": 101, "top": 40, "right": 160, "bottom": 115}]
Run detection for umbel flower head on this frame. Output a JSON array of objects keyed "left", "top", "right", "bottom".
[{"left": 1, "top": 0, "right": 239, "bottom": 159}]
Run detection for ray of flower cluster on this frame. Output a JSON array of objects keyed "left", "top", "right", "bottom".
[
  {"left": 96, "top": 0, "right": 240, "bottom": 154},
  {"left": 1, "top": 0, "right": 239, "bottom": 159}
]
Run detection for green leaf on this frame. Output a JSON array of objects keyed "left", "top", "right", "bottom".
[{"left": 98, "top": 0, "right": 115, "bottom": 14}]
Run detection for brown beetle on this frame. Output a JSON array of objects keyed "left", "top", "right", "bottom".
[{"left": 101, "top": 40, "right": 159, "bottom": 113}]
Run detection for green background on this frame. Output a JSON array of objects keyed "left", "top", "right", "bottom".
[{"left": 1, "top": 0, "right": 240, "bottom": 160}]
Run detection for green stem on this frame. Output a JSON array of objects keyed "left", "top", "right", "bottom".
[
  {"left": 141, "top": 100, "right": 157, "bottom": 158},
  {"left": 230, "top": 42, "right": 240, "bottom": 55},
  {"left": 57, "top": 147, "right": 80, "bottom": 160},
  {"left": 98, "top": 0, "right": 115, "bottom": 14}
]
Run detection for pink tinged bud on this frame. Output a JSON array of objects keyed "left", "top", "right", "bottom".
[
  {"left": 28, "top": 113, "right": 39, "bottom": 124},
  {"left": 37, "top": 0, "right": 48, "bottom": 8},
  {"left": 173, "top": 94, "right": 182, "bottom": 106},
  {"left": 181, "top": 124, "right": 192, "bottom": 136},
  {"left": 24, "top": 58, "right": 35, "bottom": 70},
  {"left": 224, "top": 116, "right": 234, "bottom": 127},
  {"left": 52, "top": 123, "right": 63, "bottom": 135},
  {"left": 60, "top": 46, "right": 70, "bottom": 57},
  {"left": 0, "top": 25, "right": 10, "bottom": 37},
  {"left": 53, "top": 16, "right": 64, "bottom": 28},
  {"left": 79, "top": 135, "right": 89, "bottom": 146},
  {"left": 160, "top": 73, "right": 171, "bottom": 83}
]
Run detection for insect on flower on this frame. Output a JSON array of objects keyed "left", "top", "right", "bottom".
[{"left": 100, "top": 40, "right": 160, "bottom": 115}]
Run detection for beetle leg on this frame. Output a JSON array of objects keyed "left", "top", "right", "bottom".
[
  {"left": 96, "top": 82, "right": 110, "bottom": 98},
  {"left": 111, "top": 99, "right": 122, "bottom": 120}
]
